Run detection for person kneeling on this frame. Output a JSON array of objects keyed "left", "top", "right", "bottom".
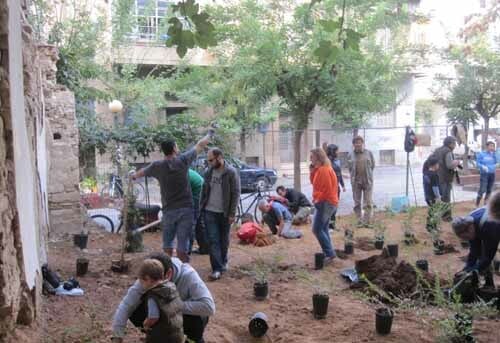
[
  {"left": 451, "top": 191, "right": 500, "bottom": 288},
  {"left": 137, "top": 259, "right": 184, "bottom": 343},
  {"left": 258, "top": 199, "right": 302, "bottom": 239}
]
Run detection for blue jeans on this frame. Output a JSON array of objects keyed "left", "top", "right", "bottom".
[
  {"left": 162, "top": 207, "right": 194, "bottom": 253},
  {"left": 189, "top": 199, "right": 201, "bottom": 253},
  {"left": 204, "top": 210, "right": 231, "bottom": 272},
  {"left": 312, "top": 201, "right": 336, "bottom": 258},
  {"left": 478, "top": 173, "right": 495, "bottom": 199}
]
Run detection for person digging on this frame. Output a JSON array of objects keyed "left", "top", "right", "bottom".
[{"left": 451, "top": 190, "right": 500, "bottom": 290}]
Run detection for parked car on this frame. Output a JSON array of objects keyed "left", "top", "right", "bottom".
[{"left": 192, "top": 155, "right": 278, "bottom": 192}]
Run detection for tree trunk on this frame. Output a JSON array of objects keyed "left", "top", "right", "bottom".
[
  {"left": 240, "top": 130, "right": 246, "bottom": 161},
  {"left": 482, "top": 116, "right": 490, "bottom": 150},
  {"left": 463, "top": 144, "right": 469, "bottom": 171},
  {"left": 293, "top": 130, "right": 303, "bottom": 191},
  {"left": 352, "top": 128, "right": 359, "bottom": 138}
]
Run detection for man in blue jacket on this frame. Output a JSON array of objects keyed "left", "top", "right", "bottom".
[
  {"left": 476, "top": 141, "right": 497, "bottom": 206},
  {"left": 452, "top": 190, "right": 500, "bottom": 288}
]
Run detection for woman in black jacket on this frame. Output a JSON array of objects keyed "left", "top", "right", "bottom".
[{"left": 326, "top": 144, "right": 346, "bottom": 229}]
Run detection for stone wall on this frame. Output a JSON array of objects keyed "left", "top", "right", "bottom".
[
  {"left": 40, "top": 46, "right": 82, "bottom": 237},
  {"left": 0, "top": 0, "right": 52, "bottom": 340}
]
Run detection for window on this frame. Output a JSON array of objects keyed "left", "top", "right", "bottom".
[
  {"left": 130, "top": 0, "right": 173, "bottom": 42},
  {"left": 480, "top": 0, "right": 486, "bottom": 9},
  {"left": 374, "top": 111, "right": 396, "bottom": 127}
]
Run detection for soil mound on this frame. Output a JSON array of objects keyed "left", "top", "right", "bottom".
[
  {"left": 352, "top": 250, "right": 436, "bottom": 298},
  {"left": 354, "top": 237, "right": 376, "bottom": 251}
]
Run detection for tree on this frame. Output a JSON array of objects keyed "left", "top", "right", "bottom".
[
  {"left": 439, "top": 42, "right": 500, "bottom": 150},
  {"left": 168, "top": 66, "right": 278, "bottom": 159},
  {"left": 206, "top": 0, "right": 408, "bottom": 189},
  {"left": 415, "top": 99, "right": 438, "bottom": 125}
]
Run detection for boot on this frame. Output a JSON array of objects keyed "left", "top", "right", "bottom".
[{"left": 475, "top": 197, "right": 481, "bottom": 207}]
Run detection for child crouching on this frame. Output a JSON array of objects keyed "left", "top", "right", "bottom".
[{"left": 138, "top": 259, "right": 184, "bottom": 343}]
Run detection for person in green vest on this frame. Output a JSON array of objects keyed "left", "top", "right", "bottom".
[{"left": 188, "top": 169, "right": 208, "bottom": 254}]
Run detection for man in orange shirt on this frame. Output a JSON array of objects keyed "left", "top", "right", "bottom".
[{"left": 309, "top": 148, "right": 339, "bottom": 263}]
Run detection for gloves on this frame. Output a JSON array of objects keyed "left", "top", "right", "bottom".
[{"left": 482, "top": 166, "right": 489, "bottom": 173}]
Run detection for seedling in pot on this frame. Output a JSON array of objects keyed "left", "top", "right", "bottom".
[
  {"left": 296, "top": 270, "right": 334, "bottom": 320},
  {"left": 344, "top": 229, "right": 354, "bottom": 255},
  {"left": 402, "top": 207, "right": 417, "bottom": 245},
  {"left": 427, "top": 202, "right": 450, "bottom": 255},
  {"left": 374, "top": 222, "right": 386, "bottom": 250},
  {"left": 252, "top": 258, "right": 270, "bottom": 300}
]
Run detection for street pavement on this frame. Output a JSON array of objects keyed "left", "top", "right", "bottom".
[{"left": 269, "top": 165, "right": 477, "bottom": 215}]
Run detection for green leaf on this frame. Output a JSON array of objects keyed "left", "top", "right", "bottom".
[
  {"left": 319, "top": 20, "right": 340, "bottom": 33},
  {"left": 314, "top": 40, "right": 339, "bottom": 63},
  {"left": 345, "top": 29, "right": 364, "bottom": 51}
]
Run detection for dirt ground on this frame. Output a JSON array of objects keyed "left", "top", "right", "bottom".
[{"left": 40, "top": 201, "right": 500, "bottom": 343}]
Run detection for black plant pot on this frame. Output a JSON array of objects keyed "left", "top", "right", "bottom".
[
  {"left": 416, "top": 259, "right": 428, "bottom": 272},
  {"left": 452, "top": 272, "right": 478, "bottom": 303},
  {"left": 375, "top": 307, "right": 394, "bottom": 335},
  {"left": 73, "top": 233, "right": 88, "bottom": 249},
  {"left": 494, "top": 260, "right": 500, "bottom": 273},
  {"left": 387, "top": 244, "right": 398, "bottom": 257},
  {"left": 248, "top": 312, "right": 269, "bottom": 338},
  {"left": 76, "top": 258, "right": 89, "bottom": 276},
  {"left": 254, "top": 281, "right": 269, "bottom": 300},
  {"left": 460, "top": 240, "right": 470, "bottom": 249},
  {"left": 374, "top": 240, "right": 384, "bottom": 250},
  {"left": 344, "top": 243, "right": 354, "bottom": 255},
  {"left": 315, "top": 253, "right": 325, "bottom": 270},
  {"left": 433, "top": 239, "right": 445, "bottom": 255},
  {"left": 312, "top": 293, "right": 329, "bottom": 319}
]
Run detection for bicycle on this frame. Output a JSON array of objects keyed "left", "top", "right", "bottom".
[
  {"left": 101, "top": 173, "right": 145, "bottom": 202},
  {"left": 235, "top": 184, "right": 271, "bottom": 224}
]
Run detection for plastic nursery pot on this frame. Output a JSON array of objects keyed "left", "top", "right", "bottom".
[
  {"left": 315, "top": 253, "right": 325, "bottom": 270},
  {"left": 494, "top": 260, "right": 500, "bottom": 273},
  {"left": 387, "top": 244, "right": 398, "bottom": 257},
  {"left": 433, "top": 239, "right": 445, "bottom": 255},
  {"left": 344, "top": 243, "right": 354, "bottom": 255},
  {"left": 111, "top": 259, "right": 130, "bottom": 273},
  {"left": 76, "top": 258, "right": 89, "bottom": 276},
  {"left": 374, "top": 240, "right": 384, "bottom": 250},
  {"left": 248, "top": 312, "right": 269, "bottom": 338},
  {"left": 254, "top": 281, "right": 269, "bottom": 300},
  {"left": 375, "top": 307, "right": 394, "bottom": 335},
  {"left": 416, "top": 259, "right": 428, "bottom": 272},
  {"left": 312, "top": 293, "right": 329, "bottom": 319},
  {"left": 73, "top": 233, "right": 88, "bottom": 249}
]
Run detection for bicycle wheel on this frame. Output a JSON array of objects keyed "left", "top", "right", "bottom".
[
  {"left": 90, "top": 214, "right": 115, "bottom": 233},
  {"left": 101, "top": 184, "right": 122, "bottom": 199},
  {"left": 133, "top": 183, "right": 145, "bottom": 202},
  {"left": 253, "top": 198, "right": 264, "bottom": 223},
  {"left": 235, "top": 204, "right": 242, "bottom": 224}
]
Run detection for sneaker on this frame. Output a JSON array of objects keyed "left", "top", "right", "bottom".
[
  {"left": 324, "top": 256, "right": 336, "bottom": 265},
  {"left": 209, "top": 271, "right": 221, "bottom": 281},
  {"left": 356, "top": 221, "right": 365, "bottom": 228}
]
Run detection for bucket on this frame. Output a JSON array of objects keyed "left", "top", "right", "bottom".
[{"left": 390, "top": 196, "right": 409, "bottom": 214}]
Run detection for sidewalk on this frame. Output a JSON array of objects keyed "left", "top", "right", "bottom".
[{"left": 275, "top": 165, "right": 477, "bottom": 215}]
